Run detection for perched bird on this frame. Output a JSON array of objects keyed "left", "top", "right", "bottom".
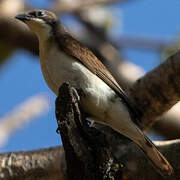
[{"left": 15, "top": 10, "right": 173, "bottom": 176}]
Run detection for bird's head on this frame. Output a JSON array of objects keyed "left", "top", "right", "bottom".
[{"left": 15, "top": 10, "right": 59, "bottom": 41}]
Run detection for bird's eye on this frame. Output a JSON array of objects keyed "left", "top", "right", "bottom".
[{"left": 36, "top": 11, "right": 45, "bottom": 17}]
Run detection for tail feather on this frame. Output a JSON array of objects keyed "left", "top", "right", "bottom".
[
  {"left": 102, "top": 111, "right": 173, "bottom": 176},
  {"left": 135, "top": 130, "right": 173, "bottom": 176}
]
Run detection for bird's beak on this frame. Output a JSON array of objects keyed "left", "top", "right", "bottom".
[{"left": 15, "top": 13, "right": 31, "bottom": 22}]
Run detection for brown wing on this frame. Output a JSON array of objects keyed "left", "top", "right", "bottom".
[{"left": 58, "top": 34, "right": 142, "bottom": 126}]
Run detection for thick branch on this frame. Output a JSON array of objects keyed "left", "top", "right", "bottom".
[
  {"left": 0, "top": 141, "right": 179, "bottom": 179},
  {"left": 0, "top": 0, "right": 179, "bottom": 138},
  {"left": 1, "top": 15, "right": 180, "bottom": 137},
  {"left": 0, "top": 17, "right": 38, "bottom": 55},
  {"left": 0, "top": 147, "right": 66, "bottom": 180},
  {"left": 0, "top": 80, "right": 179, "bottom": 178},
  {"left": 55, "top": 83, "right": 121, "bottom": 179},
  {"left": 0, "top": 82, "right": 179, "bottom": 179},
  {"left": 153, "top": 105, "right": 180, "bottom": 138},
  {"left": 129, "top": 51, "right": 180, "bottom": 128},
  {"left": 116, "top": 139, "right": 180, "bottom": 180},
  {"left": 115, "top": 35, "right": 172, "bottom": 51},
  {"left": 54, "top": 83, "right": 179, "bottom": 179},
  {"left": 53, "top": 0, "right": 135, "bottom": 13},
  {"left": 75, "top": 11, "right": 180, "bottom": 137}
]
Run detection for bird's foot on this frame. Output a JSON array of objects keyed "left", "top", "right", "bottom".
[{"left": 87, "top": 119, "right": 95, "bottom": 127}]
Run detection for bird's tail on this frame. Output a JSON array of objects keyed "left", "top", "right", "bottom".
[{"left": 133, "top": 128, "right": 173, "bottom": 176}]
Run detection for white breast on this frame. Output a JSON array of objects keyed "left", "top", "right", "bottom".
[
  {"left": 40, "top": 45, "right": 75, "bottom": 94},
  {"left": 39, "top": 44, "right": 116, "bottom": 121}
]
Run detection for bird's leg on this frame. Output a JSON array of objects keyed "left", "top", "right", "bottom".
[
  {"left": 86, "top": 118, "right": 95, "bottom": 127},
  {"left": 81, "top": 112, "right": 95, "bottom": 128}
]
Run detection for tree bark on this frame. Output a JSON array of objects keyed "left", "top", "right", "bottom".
[
  {"left": 53, "top": 83, "right": 179, "bottom": 180},
  {"left": 129, "top": 51, "right": 180, "bottom": 128},
  {"left": 53, "top": 0, "right": 134, "bottom": 14},
  {"left": 0, "top": 82, "right": 179, "bottom": 179},
  {"left": 0, "top": 83, "right": 179, "bottom": 180},
  {"left": 0, "top": 1, "right": 180, "bottom": 179},
  {"left": 55, "top": 83, "right": 122, "bottom": 180},
  {"left": 0, "top": 140, "right": 179, "bottom": 180}
]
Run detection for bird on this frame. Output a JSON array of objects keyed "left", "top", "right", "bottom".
[{"left": 15, "top": 9, "right": 173, "bottom": 176}]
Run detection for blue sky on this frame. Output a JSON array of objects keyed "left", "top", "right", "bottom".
[{"left": 0, "top": 0, "right": 179, "bottom": 152}]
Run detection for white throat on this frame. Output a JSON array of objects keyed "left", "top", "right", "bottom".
[{"left": 26, "top": 20, "right": 52, "bottom": 42}]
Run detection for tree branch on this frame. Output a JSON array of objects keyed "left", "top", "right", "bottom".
[
  {"left": 53, "top": 0, "right": 135, "bottom": 14},
  {"left": 55, "top": 83, "right": 122, "bottom": 179},
  {"left": 0, "top": 146, "right": 66, "bottom": 180},
  {"left": 0, "top": 5, "right": 180, "bottom": 137},
  {"left": 0, "top": 0, "right": 179, "bottom": 179},
  {"left": 0, "top": 17, "right": 38, "bottom": 55},
  {"left": 153, "top": 105, "right": 180, "bottom": 138},
  {"left": 0, "top": 4, "right": 179, "bottom": 134},
  {"left": 0, "top": 139, "right": 179, "bottom": 180},
  {"left": 0, "top": 83, "right": 179, "bottom": 179},
  {"left": 74, "top": 10, "right": 180, "bottom": 137},
  {"left": 129, "top": 51, "right": 180, "bottom": 128}
]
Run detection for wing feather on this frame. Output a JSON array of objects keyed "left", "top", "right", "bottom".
[{"left": 56, "top": 34, "right": 142, "bottom": 127}]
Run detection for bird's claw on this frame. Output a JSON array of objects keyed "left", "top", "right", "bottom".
[{"left": 87, "top": 119, "right": 95, "bottom": 127}]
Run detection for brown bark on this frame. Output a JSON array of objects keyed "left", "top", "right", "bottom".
[
  {"left": 129, "top": 51, "right": 180, "bottom": 128},
  {"left": 75, "top": 11, "right": 180, "bottom": 138},
  {"left": 0, "top": 140, "right": 179, "bottom": 180},
  {"left": 0, "top": 146, "right": 66, "bottom": 180},
  {"left": 53, "top": 0, "right": 135, "bottom": 14},
  {"left": 0, "top": 82, "right": 179, "bottom": 180},
  {"left": 54, "top": 83, "right": 179, "bottom": 179},
  {"left": 153, "top": 107, "right": 180, "bottom": 138},
  {"left": 55, "top": 83, "right": 122, "bottom": 180},
  {"left": 0, "top": 0, "right": 179, "bottom": 179},
  {"left": 0, "top": 17, "right": 38, "bottom": 55}
]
